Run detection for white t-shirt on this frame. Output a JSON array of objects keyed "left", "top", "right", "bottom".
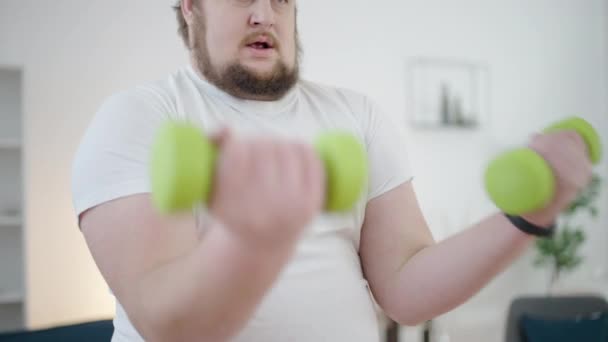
[{"left": 71, "top": 65, "right": 413, "bottom": 342}]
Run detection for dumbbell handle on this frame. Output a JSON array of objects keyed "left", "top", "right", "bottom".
[
  {"left": 150, "top": 122, "right": 368, "bottom": 214},
  {"left": 484, "top": 117, "right": 602, "bottom": 215}
]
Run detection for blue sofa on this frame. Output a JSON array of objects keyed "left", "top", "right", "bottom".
[{"left": 0, "top": 320, "right": 113, "bottom": 342}]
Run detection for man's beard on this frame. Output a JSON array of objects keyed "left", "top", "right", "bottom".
[{"left": 191, "top": 16, "right": 300, "bottom": 101}]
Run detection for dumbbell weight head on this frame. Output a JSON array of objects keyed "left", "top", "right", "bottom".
[
  {"left": 543, "top": 116, "right": 602, "bottom": 164},
  {"left": 315, "top": 132, "right": 368, "bottom": 212},
  {"left": 150, "top": 122, "right": 217, "bottom": 214},
  {"left": 484, "top": 148, "right": 555, "bottom": 215}
]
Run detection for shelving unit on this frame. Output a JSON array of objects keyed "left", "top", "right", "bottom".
[
  {"left": 0, "top": 67, "right": 25, "bottom": 333},
  {"left": 0, "top": 291, "right": 23, "bottom": 305},
  {"left": 0, "top": 215, "right": 21, "bottom": 227}
]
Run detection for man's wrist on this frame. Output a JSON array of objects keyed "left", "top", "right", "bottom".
[
  {"left": 505, "top": 214, "right": 556, "bottom": 238},
  {"left": 520, "top": 212, "right": 558, "bottom": 229}
]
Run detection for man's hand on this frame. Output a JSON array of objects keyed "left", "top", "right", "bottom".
[
  {"left": 209, "top": 128, "right": 326, "bottom": 248},
  {"left": 523, "top": 130, "right": 594, "bottom": 226}
]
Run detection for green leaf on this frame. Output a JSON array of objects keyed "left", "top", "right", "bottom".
[{"left": 590, "top": 207, "right": 598, "bottom": 218}]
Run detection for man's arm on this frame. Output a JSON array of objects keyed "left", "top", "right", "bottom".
[
  {"left": 81, "top": 133, "right": 325, "bottom": 341},
  {"left": 360, "top": 131, "right": 593, "bottom": 325},
  {"left": 82, "top": 194, "right": 297, "bottom": 342},
  {"left": 360, "top": 182, "right": 533, "bottom": 325}
]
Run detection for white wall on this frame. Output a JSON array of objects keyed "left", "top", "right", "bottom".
[
  {"left": 0, "top": 0, "right": 189, "bottom": 328},
  {"left": 0, "top": 69, "right": 21, "bottom": 141},
  {"left": 0, "top": 0, "right": 606, "bottom": 337},
  {"left": 299, "top": 1, "right": 608, "bottom": 340},
  {"left": 298, "top": 1, "right": 606, "bottom": 340}
]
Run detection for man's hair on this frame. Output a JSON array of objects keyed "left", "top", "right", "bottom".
[{"left": 173, "top": 1, "right": 189, "bottom": 47}]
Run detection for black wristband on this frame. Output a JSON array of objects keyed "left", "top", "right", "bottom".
[{"left": 504, "top": 214, "right": 555, "bottom": 238}]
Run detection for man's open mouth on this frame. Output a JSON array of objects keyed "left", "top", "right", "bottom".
[
  {"left": 248, "top": 42, "right": 272, "bottom": 49},
  {"left": 246, "top": 35, "right": 276, "bottom": 50}
]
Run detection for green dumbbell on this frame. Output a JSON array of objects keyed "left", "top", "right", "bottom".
[
  {"left": 484, "top": 117, "right": 603, "bottom": 215},
  {"left": 150, "top": 121, "right": 368, "bottom": 214}
]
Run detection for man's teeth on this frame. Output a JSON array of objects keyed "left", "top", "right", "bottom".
[{"left": 250, "top": 43, "right": 269, "bottom": 49}]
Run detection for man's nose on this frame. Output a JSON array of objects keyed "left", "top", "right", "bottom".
[{"left": 249, "top": 0, "right": 276, "bottom": 29}]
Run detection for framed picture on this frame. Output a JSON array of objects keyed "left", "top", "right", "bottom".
[{"left": 406, "top": 58, "right": 490, "bottom": 130}]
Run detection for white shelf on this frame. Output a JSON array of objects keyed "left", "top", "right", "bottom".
[
  {"left": 0, "top": 291, "right": 23, "bottom": 304},
  {"left": 0, "top": 140, "right": 21, "bottom": 150},
  {"left": 0, "top": 215, "right": 21, "bottom": 226}
]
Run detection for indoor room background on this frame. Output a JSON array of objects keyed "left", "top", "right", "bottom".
[{"left": 0, "top": 1, "right": 606, "bottom": 341}]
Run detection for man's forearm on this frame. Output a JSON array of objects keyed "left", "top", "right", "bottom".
[
  {"left": 386, "top": 212, "right": 535, "bottom": 325},
  {"left": 125, "top": 223, "right": 296, "bottom": 342}
]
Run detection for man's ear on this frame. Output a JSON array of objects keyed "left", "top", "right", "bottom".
[{"left": 181, "top": 0, "right": 196, "bottom": 25}]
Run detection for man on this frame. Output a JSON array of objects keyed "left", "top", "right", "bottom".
[{"left": 71, "top": 1, "right": 593, "bottom": 341}]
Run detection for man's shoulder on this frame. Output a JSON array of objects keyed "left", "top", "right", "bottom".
[
  {"left": 100, "top": 66, "right": 191, "bottom": 110},
  {"left": 298, "top": 79, "right": 368, "bottom": 102}
]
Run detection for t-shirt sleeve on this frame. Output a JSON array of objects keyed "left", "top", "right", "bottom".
[
  {"left": 362, "top": 97, "right": 414, "bottom": 201},
  {"left": 71, "top": 86, "right": 173, "bottom": 221}
]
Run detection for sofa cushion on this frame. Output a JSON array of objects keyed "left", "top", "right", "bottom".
[
  {"left": 0, "top": 320, "right": 113, "bottom": 342},
  {"left": 520, "top": 311, "right": 608, "bottom": 342}
]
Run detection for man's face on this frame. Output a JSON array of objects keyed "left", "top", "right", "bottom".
[{"left": 189, "top": 0, "right": 300, "bottom": 101}]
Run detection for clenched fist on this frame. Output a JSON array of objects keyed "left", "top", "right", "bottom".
[
  {"left": 208, "top": 128, "right": 326, "bottom": 248},
  {"left": 523, "top": 130, "right": 594, "bottom": 226}
]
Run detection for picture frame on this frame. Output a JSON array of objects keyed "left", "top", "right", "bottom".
[{"left": 406, "top": 58, "right": 490, "bottom": 130}]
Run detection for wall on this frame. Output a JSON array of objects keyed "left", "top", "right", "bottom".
[
  {"left": 0, "top": 69, "right": 21, "bottom": 141},
  {"left": 0, "top": 0, "right": 188, "bottom": 328},
  {"left": 297, "top": 1, "right": 606, "bottom": 340},
  {"left": 0, "top": 0, "right": 606, "bottom": 336}
]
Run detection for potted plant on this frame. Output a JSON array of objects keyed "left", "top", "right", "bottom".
[{"left": 532, "top": 172, "right": 603, "bottom": 294}]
